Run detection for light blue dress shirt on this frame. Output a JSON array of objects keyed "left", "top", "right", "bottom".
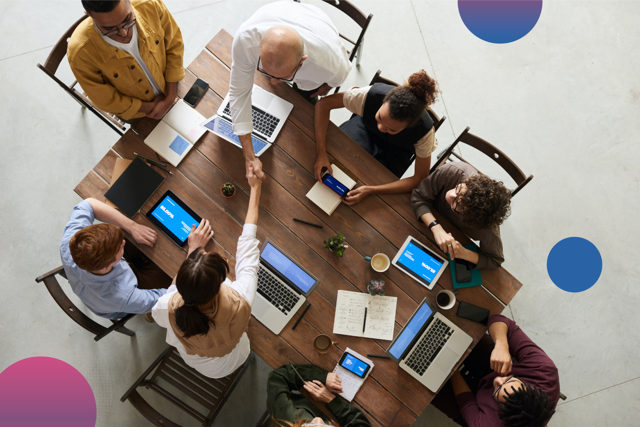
[{"left": 59, "top": 201, "right": 166, "bottom": 319}]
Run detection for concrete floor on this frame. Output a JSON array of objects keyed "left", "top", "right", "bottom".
[{"left": 1, "top": 0, "right": 639, "bottom": 426}]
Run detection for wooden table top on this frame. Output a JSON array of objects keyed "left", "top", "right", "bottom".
[{"left": 74, "top": 29, "right": 523, "bottom": 427}]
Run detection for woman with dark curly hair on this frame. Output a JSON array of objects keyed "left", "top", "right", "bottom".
[
  {"left": 314, "top": 70, "right": 441, "bottom": 205},
  {"left": 411, "top": 163, "right": 512, "bottom": 269}
]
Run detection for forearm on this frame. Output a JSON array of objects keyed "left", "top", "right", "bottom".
[
  {"left": 450, "top": 370, "right": 472, "bottom": 396},
  {"left": 164, "top": 81, "right": 177, "bottom": 99},
  {"left": 368, "top": 176, "right": 422, "bottom": 195},
  {"left": 489, "top": 321, "right": 510, "bottom": 348},
  {"left": 85, "top": 198, "right": 136, "bottom": 233},
  {"left": 314, "top": 100, "right": 331, "bottom": 156},
  {"left": 245, "top": 185, "right": 261, "bottom": 225},
  {"left": 458, "top": 248, "right": 480, "bottom": 265},
  {"left": 240, "top": 134, "right": 255, "bottom": 163}
]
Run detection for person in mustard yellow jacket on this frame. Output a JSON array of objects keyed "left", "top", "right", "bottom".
[{"left": 68, "top": 0, "right": 184, "bottom": 121}]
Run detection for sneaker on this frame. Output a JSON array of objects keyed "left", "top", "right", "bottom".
[{"left": 144, "top": 312, "right": 155, "bottom": 323}]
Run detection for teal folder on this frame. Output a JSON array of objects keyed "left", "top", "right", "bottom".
[{"left": 448, "top": 244, "right": 482, "bottom": 289}]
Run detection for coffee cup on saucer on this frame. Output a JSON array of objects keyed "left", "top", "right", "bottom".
[{"left": 436, "top": 289, "right": 456, "bottom": 310}]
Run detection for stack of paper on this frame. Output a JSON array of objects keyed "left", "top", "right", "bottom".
[
  {"left": 306, "top": 164, "right": 356, "bottom": 216},
  {"left": 332, "top": 348, "right": 374, "bottom": 402},
  {"left": 333, "top": 291, "right": 397, "bottom": 341}
]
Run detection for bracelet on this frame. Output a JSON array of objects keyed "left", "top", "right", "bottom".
[{"left": 428, "top": 220, "right": 439, "bottom": 230}]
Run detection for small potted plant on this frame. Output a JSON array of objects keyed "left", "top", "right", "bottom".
[
  {"left": 221, "top": 182, "right": 236, "bottom": 198},
  {"left": 323, "top": 232, "right": 348, "bottom": 257},
  {"left": 367, "top": 279, "right": 386, "bottom": 296}
]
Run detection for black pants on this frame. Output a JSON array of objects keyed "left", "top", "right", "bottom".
[
  {"left": 292, "top": 83, "right": 319, "bottom": 105},
  {"left": 123, "top": 240, "right": 172, "bottom": 290}
]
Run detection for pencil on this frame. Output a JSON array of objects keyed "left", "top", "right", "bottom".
[
  {"left": 148, "top": 162, "right": 173, "bottom": 175},
  {"left": 367, "top": 354, "right": 390, "bottom": 359},
  {"left": 292, "top": 304, "right": 311, "bottom": 330},
  {"left": 134, "top": 152, "right": 167, "bottom": 168},
  {"left": 293, "top": 218, "right": 323, "bottom": 229}
]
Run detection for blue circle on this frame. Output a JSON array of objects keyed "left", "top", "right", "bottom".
[
  {"left": 547, "top": 237, "right": 602, "bottom": 293},
  {"left": 458, "top": 0, "right": 543, "bottom": 44}
]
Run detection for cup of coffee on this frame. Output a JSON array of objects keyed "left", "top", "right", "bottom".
[
  {"left": 314, "top": 334, "right": 337, "bottom": 354},
  {"left": 436, "top": 289, "right": 456, "bottom": 310},
  {"left": 366, "top": 253, "right": 390, "bottom": 273}
]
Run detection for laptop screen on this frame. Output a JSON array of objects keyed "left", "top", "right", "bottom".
[
  {"left": 396, "top": 240, "right": 444, "bottom": 286},
  {"left": 388, "top": 302, "right": 433, "bottom": 360},
  {"left": 203, "top": 116, "right": 269, "bottom": 155},
  {"left": 261, "top": 242, "right": 316, "bottom": 293}
]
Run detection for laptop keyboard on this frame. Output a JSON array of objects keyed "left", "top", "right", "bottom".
[
  {"left": 257, "top": 266, "right": 300, "bottom": 315},
  {"left": 405, "top": 318, "right": 454, "bottom": 376},
  {"left": 222, "top": 103, "right": 280, "bottom": 138}
]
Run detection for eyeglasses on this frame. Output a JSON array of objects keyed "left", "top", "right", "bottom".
[
  {"left": 99, "top": 16, "right": 137, "bottom": 37},
  {"left": 492, "top": 375, "right": 521, "bottom": 402},
  {"left": 451, "top": 184, "right": 464, "bottom": 213},
  {"left": 256, "top": 56, "right": 302, "bottom": 82},
  {"left": 302, "top": 424, "right": 332, "bottom": 427}
]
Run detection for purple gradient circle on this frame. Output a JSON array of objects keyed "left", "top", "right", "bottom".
[
  {"left": 0, "top": 357, "right": 96, "bottom": 427},
  {"left": 459, "top": 0, "right": 543, "bottom": 44}
]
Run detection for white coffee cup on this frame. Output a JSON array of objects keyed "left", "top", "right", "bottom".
[
  {"left": 369, "top": 253, "right": 390, "bottom": 273},
  {"left": 436, "top": 289, "right": 456, "bottom": 310}
]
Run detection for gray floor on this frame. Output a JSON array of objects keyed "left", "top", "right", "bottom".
[{"left": 1, "top": 1, "right": 639, "bottom": 426}]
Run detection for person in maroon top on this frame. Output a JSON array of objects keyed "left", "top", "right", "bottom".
[{"left": 431, "top": 315, "right": 560, "bottom": 427}]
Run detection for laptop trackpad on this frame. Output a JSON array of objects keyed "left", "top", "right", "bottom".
[
  {"left": 434, "top": 348, "right": 458, "bottom": 373},
  {"left": 253, "top": 89, "right": 274, "bottom": 110}
]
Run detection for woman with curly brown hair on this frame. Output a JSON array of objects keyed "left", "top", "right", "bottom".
[
  {"left": 411, "top": 163, "right": 512, "bottom": 269},
  {"left": 314, "top": 70, "right": 441, "bottom": 205}
]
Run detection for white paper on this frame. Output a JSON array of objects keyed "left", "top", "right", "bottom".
[
  {"left": 332, "top": 348, "right": 374, "bottom": 402},
  {"left": 144, "top": 121, "right": 193, "bottom": 167},
  {"left": 333, "top": 291, "right": 397, "bottom": 340},
  {"left": 163, "top": 100, "right": 206, "bottom": 145},
  {"left": 306, "top": 164, "right": 357, "bottom": 216}
]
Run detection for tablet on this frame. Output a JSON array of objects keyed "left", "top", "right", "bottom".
[
  {"left": 146, "top": 191, "right": 202, "bottom": 247},
  {"left": 392, "top": 236, "right": 449, "bottom": 290}
]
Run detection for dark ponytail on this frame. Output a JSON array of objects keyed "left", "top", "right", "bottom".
[
  {"left": 174, "top": 248, "right": 229, "bottom": 338},
  {"left": 383, "top": 70, "right": 440, "bottom": 126}
]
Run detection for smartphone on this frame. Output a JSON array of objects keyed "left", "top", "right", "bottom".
[
  {"left": 321, "top": 171, "right": 349, "bottom": 197},
  {"left": 454, "top": 259, "right": 472, "bottom": 283},
  {"left": 339, "top": 352, "right": 371, "bottom": 378},
  {"left": 183, "top": 78, "right": 209, "bottom": 107},
  {"left": 457, "top": 301, "right": 490, "bottom": 325}
]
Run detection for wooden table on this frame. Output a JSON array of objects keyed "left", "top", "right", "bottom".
[{"left": 75, "top": 30, "right": 523, "bottom": 427}]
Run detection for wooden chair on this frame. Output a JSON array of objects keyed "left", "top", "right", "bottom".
[
  {"left": 37, "top": 15, "right": 126, "bottom": 135},
  {"left": 369, "top": 69, "right": 447, "bottom": 132},
  {"left": 35, "top": 266, "right": 136, "bottom": 341},
  {"left": 294, "top": 0, "right": 373, "bottom": 93},
  {"left": 121, "top": 346, "right": 254, "bottom": 427},
  {"left": 430, "top": 126, "right": 534, "bottom": 198}
]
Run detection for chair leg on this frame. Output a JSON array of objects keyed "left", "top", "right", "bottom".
[
  {"left": 355, "top": 38, "right": 364, "bottom": 67},
  {"left": 95, "top": 314, "right": 136, "bottom": 341}
]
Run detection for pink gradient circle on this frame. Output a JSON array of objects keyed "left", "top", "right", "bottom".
[{"left": 0, "top": 357, "right": 96, "bottom": 427}]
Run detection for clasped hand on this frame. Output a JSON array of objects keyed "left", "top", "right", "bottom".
[
  {"left": 303, "top": 373, "right": 343, "bottom": 404},
  {"left": 490, "top": 342, "right": 512, "bottom": 376}
]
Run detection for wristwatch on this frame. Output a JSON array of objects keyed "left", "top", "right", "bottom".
[{"left": 428, "top": 220, "right": 439, "bottom": 230}]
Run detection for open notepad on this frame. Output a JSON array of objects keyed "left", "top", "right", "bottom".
[
  {"left": 333, "top": 291, "right": 397, "bottom": 341},
  {"left": 332, "top": 348, "right": 374, "bottom": 402},
  {"left": 305, "top": 164, "right": 356, "bottom": 216},
  {"left": 144, "top": 100, "right": 206, "bottom": 167}
]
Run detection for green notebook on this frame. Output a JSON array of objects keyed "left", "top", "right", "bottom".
[{"left": 448, "top": 244, "right": 483, "bottom": 289}]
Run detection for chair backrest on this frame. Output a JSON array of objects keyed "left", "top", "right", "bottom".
[
  {"left": 121, "top": 347, "right": 254, "bottom": 427},
  {"left": 35, "top": 266, "right": 135, "bottom": 341},
  {"left": 40, "top": 15, "right": 89, "bottom": 75},
  {"left": 430, "top": 126, "right": 534, "bottom": 198},
  {"left": 369, "top": 69, "right": 446, "bottom": 132}
]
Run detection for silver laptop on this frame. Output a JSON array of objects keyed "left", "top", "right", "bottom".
[
  {"left": 386, "top": 298, "right": 473, "bottom": 392},
  {"left": 219, "top": 85, "right": 293, "bottom": 143},
  {"left": 252, "top": 239, "right": 320, "bottom": 335}
]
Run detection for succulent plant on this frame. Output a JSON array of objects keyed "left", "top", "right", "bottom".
[
  {"left": 367, "top": 279, "right": 386, "bottom": 296},
  {"left": 323, "top": 232, "right": 348, "bottom": 257},
  {"left": 222, "top": 182, "right": 235, "bottom": 197}
]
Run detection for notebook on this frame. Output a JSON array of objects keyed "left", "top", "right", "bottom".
[
  {"left": 332, "top": 348, "right": 374, "bottom": 402},
  {"left": 449, "top": 245, "right": 483, "bottom": 289},
  {"left": 144, "top": 100, "right": 206, "bottom": 167},
  {"left": 105, "top": 158, "right": 132, "bottom": 209},
  {"left": 306, "top": 164, "right": 356, "bottom": 215},
  {"left": 104, "top": 157, "right": 165, "bottom": 218},
  {"left": 333, "top": 291, "right": 397, "bottom": 341}
]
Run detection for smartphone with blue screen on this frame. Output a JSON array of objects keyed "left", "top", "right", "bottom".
[
  {"left": 321, "top": 171, "right": 349, "bottom": 197},
  {"left": 339, "top": 352, "right": 371, "bottom": 378}
]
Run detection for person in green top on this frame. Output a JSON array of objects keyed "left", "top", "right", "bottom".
[{"left": 267, "top": 364, "right": 372, "bottom": 427}]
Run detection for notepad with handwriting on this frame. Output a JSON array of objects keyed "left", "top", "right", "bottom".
[
  {"left": 333, "top": 291, "right": 397, "bottom": 341},
  {"left": 306, "top": 164, "right": 356, "bottom": 216},
  {"left": 332, "top": 348, "right": 374, "bottom": 402},
  {"left": 144, "top": 100, "right": 206, "bottom": 167}
]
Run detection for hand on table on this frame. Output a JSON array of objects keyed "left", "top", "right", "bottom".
[
  {"left": 342, "top": 186, "right": 371, "bottom": 206},
  {"left": 325, "top": 372, "right": 343, "bottom": 394},
  {"left": 310, "top": 83, "right": 332, "bottom": 98},
  {"left": 490, "top": 342, "right": 512, "bottom": 376},
  {"left": 188, "top": 219, "right": 214, "bottom": 254},
  {"left": 148, "top": 96, "right": 177, "bottom": 120},
  {"left": 304, "top": 380, "right": 336, "bottom": 403},
  {"left": 130, "top": 223, "right": 157, "bottom": 247},
  {"left": 246, "top": 157, "right": 265, "bottom": 181},
  {"left": 314, "top": 153, "right": 333, "bottom": 181}
]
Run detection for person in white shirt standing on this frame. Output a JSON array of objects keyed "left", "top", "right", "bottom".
[
  {"left": 152, "top": 165, "right": 262, "bottom": 378},
  {"left": 229, "top": 1, "right": 352, "bottom": 180}
]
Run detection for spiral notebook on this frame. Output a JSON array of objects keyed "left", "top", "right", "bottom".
[{"left": 333, "top": 291, "right": 397, "bottom": 341}]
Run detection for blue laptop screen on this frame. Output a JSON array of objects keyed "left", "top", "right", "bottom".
[
  {"left": 388, "top": 302, "right": 433, "bottom": 360},
  {"left": 261, "top": 243, "right": 316, "bottom": 293},
  {"left": 150, "top": 195, "right": 199, "bottom": 243},
  {"left": 397, "top": 241, "right": 444, "bottom": 285},
  {"left": 204, "top": 116, "right": 268, "bottom": 155}
]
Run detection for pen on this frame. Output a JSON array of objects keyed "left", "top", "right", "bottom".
[
  {"left": 134, "top": 152, "right": 167, "bottom": 168},
  {"left": 291, "top": 303, "right": 311, "bottom": 330},
  {"left": 293, "top": 218, "right": 323, "bottom": 229},
  {"left": 367, "top": 354, "right": 390, "bottom": 359},
  {"left": 148, "top": 162, "right": 173, "bottom": 175},
  {"left": 362, "top": 307, "right": 367, "bottom": 333}
]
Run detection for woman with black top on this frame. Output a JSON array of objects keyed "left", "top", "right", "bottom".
[{"left": 314, "top": 70, "right": 440, "bottom": 205}]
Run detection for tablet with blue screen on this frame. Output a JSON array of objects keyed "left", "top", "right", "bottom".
[
  {"left": 392, "top": 236, "right": 449, "bottom": 290},
  {"left": 146, "top": 190, "right": 202, "bottom": 247}
]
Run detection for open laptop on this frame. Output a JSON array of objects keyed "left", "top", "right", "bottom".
[
  {"left": 386, "top": 298, "right": 473, "bottom": 392},
  {"left": 252, "top": 239, "right": 320, "bottom": 335}
]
